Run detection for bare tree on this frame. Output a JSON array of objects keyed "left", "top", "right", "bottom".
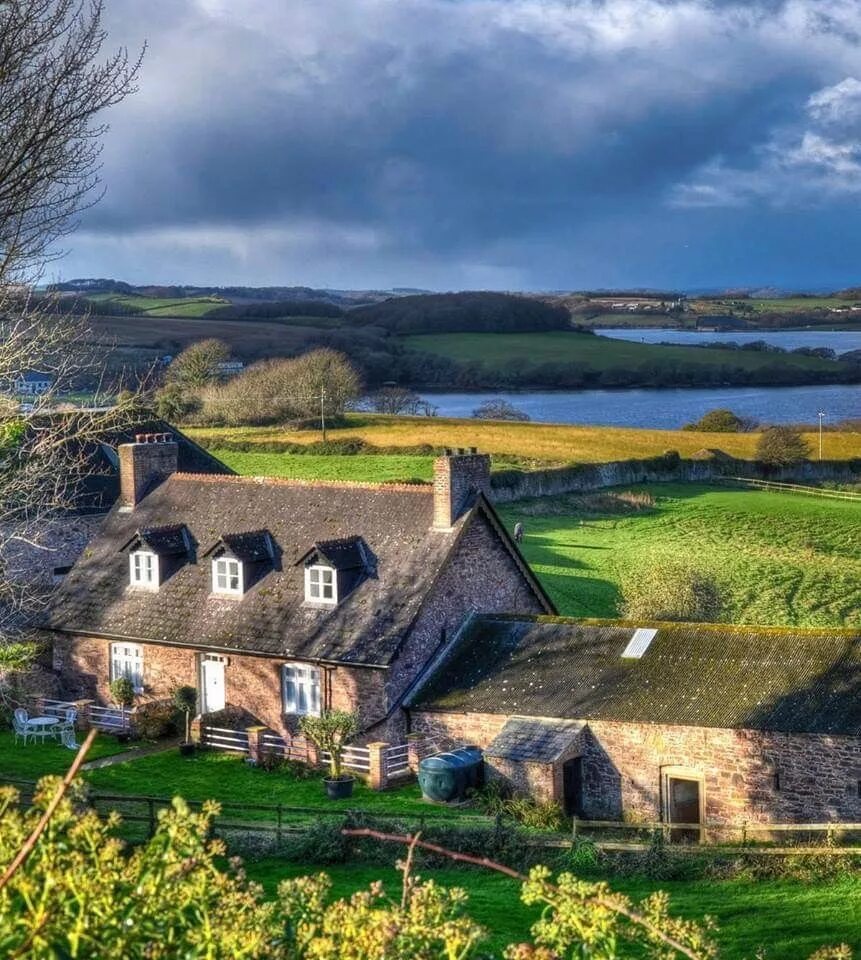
[
  {"left": 0, "top": 1, "right": 143, "bottom": 679},
  {"left": 0, "top": 0, "right": 142, "bottom": 282}
]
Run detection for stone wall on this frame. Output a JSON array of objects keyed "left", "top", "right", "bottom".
[
  {"left": 490, "top": 456, "right": 861, "bottom": 503},
  {"left": 411, "top": 710, "right": 861, "bottom": 823},
  {"left": 52, "top": 634, "right": 387, "bottom": 739},
  {"left": 381, "top": 512, "right": 547, "bottom": 741}
]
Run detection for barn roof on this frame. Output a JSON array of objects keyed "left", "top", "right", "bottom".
[{"left": 409, "top": 615, "right": 861, "bottom": 735}]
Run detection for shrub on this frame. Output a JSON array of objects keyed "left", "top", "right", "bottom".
[
  {"left": 682, "top": 408, "right": 747, "bottom": 432},
  {"left": 621, "top": 560, "right": 723, "bottom": 623},
  {"left": 756, "top": 425, "right": 811, "bottom": 467},
  {"left": 300, "top": 710, "right": 359, "bottom": 780},
  {"left": 134, "top": 699, "right": 178, "bottom": 740},
  {"left": 471, "top": 399, "right": 531, "bottom": 421},
  {"left": 173, "top": 685, "right": 198, "bottom": 743}
]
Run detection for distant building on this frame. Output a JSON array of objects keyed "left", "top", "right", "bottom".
[
  {"left": 217, "top": 360, "right": 245, "bottom": 377},
  {"left": 14, "top": 371, "right": 53, "bottom": 395}
]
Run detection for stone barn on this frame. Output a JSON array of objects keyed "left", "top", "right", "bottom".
[{"left": 407, "top": 615, "right": 861, "bottom": 827}]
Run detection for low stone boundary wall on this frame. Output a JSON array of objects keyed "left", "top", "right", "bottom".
[{"left": 490, "top": 454, "right": 861, "bottom": 502}]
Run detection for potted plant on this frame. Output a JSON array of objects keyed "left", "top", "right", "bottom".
[
  {"left": 300, "top": 710, "right": 359, "bottom": 800},
  {"left": 109, "top": 677, "right": 136, "bottom": 742},
  {"left": 173, "top": 685, "right": 198, "bottom": 757}
]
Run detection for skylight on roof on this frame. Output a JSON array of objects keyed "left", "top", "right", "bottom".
[{"left": 621, "top": 628, "right": 657, "bottom": 659}]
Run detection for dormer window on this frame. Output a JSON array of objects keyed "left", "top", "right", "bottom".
[
  {"left": 203, "top": 530, "right": 276, "bottom": 598},
  {"left": 129, "top": 550, "right": 158, "bottom": 587},
  {"left": 298, "top": 536, "right": 372, "bottom": 608},
  {"left": 306, "top": 564, "right": 336, "bottom": 604},
  {"left": 122, "top": 524, "right": 191, "bottom": 590},
  {"left": 213, "top": 556, "right": 243, "bottom": 595}
]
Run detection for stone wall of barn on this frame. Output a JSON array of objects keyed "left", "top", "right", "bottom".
[
  {"left": 51, "top": 635, "right": 387, "bottom": 740},
  {"left": 380, "top": 512, "right": 547, "bottom": 742},
  {"left": 410, "top": 710, "right": 861, "bottom": 824}
]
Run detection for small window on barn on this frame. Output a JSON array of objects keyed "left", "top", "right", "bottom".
[
  {"left": 212, "top": 557, "right": 243, "bottom": 596},
  {"left": 110, "top": 642, "right": 144, "bottom": 694},
  {"left": 282, "top": 663, "right": 321, "bottom": 716},
  {"left": 305, "top": 564, "right": 337, "bottom": 604},
  {"left": 129, "top": 550, "right": 158, "bottom": 588},
  {"left": 773, "top": 771, "right": 781, "bottom": 792}
]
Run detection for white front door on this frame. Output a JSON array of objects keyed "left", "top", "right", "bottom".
[{"left": 201, "top": 657, "right": 225, "bottom": 713}]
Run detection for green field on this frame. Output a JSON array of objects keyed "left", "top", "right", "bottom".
[
  {"left": 404, "top": 331, "right": 850, "bottom": 376},
  {"left": 497, "top": 483, "right": 861, "bottom": 627},
  {"left": 88, "top": 294, "right": 228, "bottom": 317},
  {"left": 245, "top": 859, "right": 861, "bottom": 959},
  {"left": 211, "top": 450, "right": 435, "bottom": 482}
]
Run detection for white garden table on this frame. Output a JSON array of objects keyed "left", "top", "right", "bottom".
[{"left": 25, "top": 716, "right": 59, "bottom": 743}]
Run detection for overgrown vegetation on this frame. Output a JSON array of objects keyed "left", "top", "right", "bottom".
[{"left": 621, "top": 561, "right": 724, "bottom": 623}]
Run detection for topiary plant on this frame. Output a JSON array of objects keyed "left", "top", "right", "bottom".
[
  {"left": 109, "top": 676, "right": 135, "bottom": 732},
  {"left": 173, "top": 685, "right": 198, "bottom": 744},
  {"left": 300, "top": 710, "right": 358, "bottom": 781}
]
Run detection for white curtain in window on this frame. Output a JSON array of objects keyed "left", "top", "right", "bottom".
[
  {"left": 110, "top": 643, "right": 144, "bottom": 691},
  {"left": 282, "top": 663, "right": 320, "bottom": 715}
]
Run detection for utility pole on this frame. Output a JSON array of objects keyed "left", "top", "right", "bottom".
[
  {"left": 320, "top": 386, "right": 327, "bottom": 442},
  {"left": 818, "top": 410, "right": 825, "bottom": 461}
]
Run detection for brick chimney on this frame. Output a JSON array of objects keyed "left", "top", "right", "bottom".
[
  {"left": 118, "top": 433, "right": 179, "bottom": 510},
  {"left": 432, "top": 448, "right": 491, "bottom": 530}
]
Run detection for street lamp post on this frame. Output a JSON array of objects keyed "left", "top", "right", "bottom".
[{"left": 818, "top": 411, "right": 825, "bottom": 461}]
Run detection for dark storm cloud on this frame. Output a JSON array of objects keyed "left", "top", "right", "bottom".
[{"left": 60, "top": 0, "right": 861, "bottom": 289}]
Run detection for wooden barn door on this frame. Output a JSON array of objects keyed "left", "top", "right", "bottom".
[{"left": 667, "top": 777, "right": 701, "bottom": 843}]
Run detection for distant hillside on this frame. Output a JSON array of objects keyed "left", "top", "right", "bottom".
[{"left": 350, "top": 291, "right": 571, "bottom": 334}]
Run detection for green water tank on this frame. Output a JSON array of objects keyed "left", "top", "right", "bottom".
[{"left": 418, "top": 748, "right": 483, "bottom": 803}]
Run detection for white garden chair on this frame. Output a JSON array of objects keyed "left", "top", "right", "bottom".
[
  {"left": 12, "top": 708, "right": 29, "bottom": 745},
  {"left": 55, "top": 708, "right": 78, "bottom": 749}
]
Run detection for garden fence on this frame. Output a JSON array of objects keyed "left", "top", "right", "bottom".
[
  {"left": 200, "top": 725, "right": 249, "bottom": 753},
  {"left": 720, "top": 476, "right": 861, "bottom": 501}
]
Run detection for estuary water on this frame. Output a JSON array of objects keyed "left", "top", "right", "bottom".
[
  {"left": 599, "top": 327, "right": 861, "bottom": 353},
  {"left": 421, "top": 384, "right": 861, "bottom": 429}
]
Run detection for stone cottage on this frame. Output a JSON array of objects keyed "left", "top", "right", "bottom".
[
  {"left": 46, "top": 436, "right": 552, "bottom": 741},
  {"left": 407, "top": 615, "right": 861, "bottom": 826}
]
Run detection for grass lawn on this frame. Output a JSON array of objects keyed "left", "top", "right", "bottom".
[
  {"left": 210, "top": 450, "right": 435, "bottom": 483},
  {"left": 185, "top": 415, "right": 861, "bottom": 464},
  {"left": 244, "top": 858, "right": 861, "bottom": 959},
  {"left": 0, "top": 730, "right": 127, "bottom": 780},
  {"left": 497, "top": 483, "right": 861, "bottom": 627},
  {"left": 83, "top": 749, "right": 483, "bottom": 822},
  {"left": 403, "top": 330, "right": 853, "bottom": 376}
]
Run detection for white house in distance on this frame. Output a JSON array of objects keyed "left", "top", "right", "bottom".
[{"left": 15, "top": 371, "right": 54, "bottom": 395}]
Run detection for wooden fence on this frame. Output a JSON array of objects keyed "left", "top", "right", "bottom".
[
  {"left": 719, "top": 476, "right": 861, "bottom": 501},
  {"left": 572, "top": 817, "right": 861, "bottom": 854}
]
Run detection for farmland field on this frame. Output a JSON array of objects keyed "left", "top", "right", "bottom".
[
  {"left": 246, "top": 859, "right": 861, "bottom": 959},
  {"left": 404, "top": 330, "right": 853, "bottom": 376},
  {"left": 185, "top": 415, "right": 861, "bottom": 463},
  {"left": 496, "top": 483, "right": 861, "bottom": 627},
  {"left": 210, "top": 450, "right": 435, "bottom": 482},
  {"left": 87, "top": 294, "right": 229, "bottom": 316}
]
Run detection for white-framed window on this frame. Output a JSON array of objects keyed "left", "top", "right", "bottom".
[
  {"left": 110, "top": 642, "right": 144, "bottom": 693},
  {"left": 281, "top": 662, "right": 321, "bottom": 716},
  {"left": 212, "top": 557, "right": 243, "bottom": 595},
  {"left": 129, "top": 550, "right": 158, "bottom": 588},
  {"left": 305, "top": 564, "right": 336, "bottom": 604}
]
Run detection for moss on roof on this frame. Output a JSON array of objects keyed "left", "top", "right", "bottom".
[{"left": 410, "top": 615, "right": 861, "bottom": 735}]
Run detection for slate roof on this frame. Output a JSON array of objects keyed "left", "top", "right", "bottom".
[
  {"left": 45, "top": 474, "right": 514, "bottom": 667},
  {"left": 125, "top": 524, "right": 191, "bottom": 557},
  {"left": 41, "top": 417, "right": 233, "bottom": 514},
  {"left": 205, "top": 531, "right": 275, "bottom": 563},
  {"left": 306, "top": 536, "right": 368, "bottom": 571},
  {"left": 486, "top": 717, "right": 584, "bottom": 762},
  {"left": 410, "top": 615, "right": 861, "bottom": 735}
]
